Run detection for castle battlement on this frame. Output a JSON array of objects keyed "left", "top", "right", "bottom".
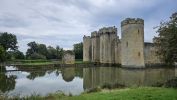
[
  {"left": 91, "top": 31, "right": 99, "bottom": 37},
  {"left": 121, "top": 18, "right": 144, "bottom": 27},
  {"left": 83, "top": 17, "right": 162, "bottom": 67},
  {"left": 98, "top": 26, "right": 117, "bottom": 35},
  {"left": 83, "top": 35, "right": 91, "bottom": 39}
]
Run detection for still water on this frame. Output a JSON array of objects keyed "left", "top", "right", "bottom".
[{"left": 0, "top": 65, "right": 176, "bottom": 97}]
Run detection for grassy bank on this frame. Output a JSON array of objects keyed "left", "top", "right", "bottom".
[
  {"left": 5, "top": 59, "right": 85, "bottom": 66},
  {"left": 2, "top": 87, "right": 177, "bottom": 100}
]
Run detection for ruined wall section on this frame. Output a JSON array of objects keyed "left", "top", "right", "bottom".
[
  {"left": 83, "top": 36, "right": 91, "bottom": 62},
  {"left": 121, "top": 18, "right": 145, "bottom": 68},
  {"left": 91, "top": 31, "right": 100, "bottom": 63},
  {"left": 99, "top": 27, "right": 117, "bottom": 64}
]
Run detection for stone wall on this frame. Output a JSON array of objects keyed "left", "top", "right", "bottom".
[
  {"left": 83, "top": 36, "right": 91, "bottom": 62},
  {"left": 99, "top": 27, "right": 117, "bottom": 64},
  {"left": 115, "top": 38, "right": 121, "bottom": 64},
  {"left": 144, "top": 42, "right": 162, "bottom": 65},
  {"left": 83, "top": 18, "right": 162, "bottom": 68},
  {"left": 121, "top": 18, "right": 145, "bottom": 68},
  {"left": 62, "top": 51, "right": 75, "bottom": 64},
  {"left": 91, "top": 31, "right": 100, "bottom": 63}
]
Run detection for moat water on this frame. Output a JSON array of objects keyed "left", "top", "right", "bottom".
[{"left": 0, "top": 65, "right": 176, "bottom": 97}]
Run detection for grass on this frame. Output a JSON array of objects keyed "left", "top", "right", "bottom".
[
  {"left": 59, "top": 87, "right": 177, "bottom": 100},
  {"left": 7, "top": 59, "right": 87, "bottom": 66},
  {"left": 2, "top": 87, "right": 177, "bottom": 100}
]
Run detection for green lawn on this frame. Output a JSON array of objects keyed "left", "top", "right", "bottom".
[
  {"left": 59, "top": 87, "right": 177, "bottom": 100},
  {"left": 8, "top": 59, "right": 86, "bottom": 66},
  {"left": 4, "top": 87, "right": 176, "bottom": 100}
]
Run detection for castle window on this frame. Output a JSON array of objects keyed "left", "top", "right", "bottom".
[
  {"left": 126, "top": 42, "right": 128, "bottom": 47},
  {"left": 138, "top": 52, "right": 140, "bottom": 57}
]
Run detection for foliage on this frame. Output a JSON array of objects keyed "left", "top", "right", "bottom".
[
  {"left": 0, "top": 73, "right": 16, "bottom": 93},
  {"left": 0, "top": 32, "right": 18, "bottom": 51},
  {"left": 30, "top": 52, "right": 46, "bottom": 59},
  {"left": 47, "top": 46, "right": 57, "bottom": 59},
  {"left": 26, "top": 41, "right": 64, "bottom": 60},
  {"left": 64, "top": 50, "right": 74, "bottom": 55},
  {"left": 154, "top": 12, "right": 177, "bottom": 64},
  {"left": 6, "top": 50, "right": 25, "bottom": 60},
  {"left": 0, "top": 45, "right": 5, "bottom": 62},
  {"left": 56, "top": 45, "right": 64, "bottom": 59},
  {"left": 73, "top": 42, "right": 83, "bottom": 59},
  {"left": 26, "top": 41, "right": 39, "bottom": 58}
]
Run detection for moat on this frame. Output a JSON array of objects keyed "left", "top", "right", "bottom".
[{"left": 0, "top": 65, "right": 176, "bottom": 97}]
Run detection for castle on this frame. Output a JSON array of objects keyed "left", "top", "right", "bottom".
[{"left": 83, "top": 18, "right": 162, "bottom": 68}]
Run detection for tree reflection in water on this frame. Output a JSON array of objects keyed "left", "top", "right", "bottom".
[{"left": 0, "top": 66, "right": 16, "bottom": 93}]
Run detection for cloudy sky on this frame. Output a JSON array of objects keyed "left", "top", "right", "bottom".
[{"left": 0, "top": 0, "right": 176, "bottom": 53}]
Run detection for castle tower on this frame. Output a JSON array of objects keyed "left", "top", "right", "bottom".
[
  {"left": 121, "top": 18, "right": 145, "bottom": 68},
  {"left": 99, "top": 27, "right": 117, "bottom": 64},
  {"left": 83, "top": 35, "right": 91, "bottom": 62},
  {"left": 91, "top": 31, "right": 100, "bottom": 63}
]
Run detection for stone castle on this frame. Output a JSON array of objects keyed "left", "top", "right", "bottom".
[{"left": 83, "top": 18, "right": 162, "bottom": 68}]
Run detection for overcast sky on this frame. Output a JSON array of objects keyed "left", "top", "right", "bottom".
[{"left": 0, "top": 0, "right": 176, "bottom": 53}]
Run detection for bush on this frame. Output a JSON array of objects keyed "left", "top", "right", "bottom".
[{"left": 29, "top": 53, "right": 46, "bottom": 60}]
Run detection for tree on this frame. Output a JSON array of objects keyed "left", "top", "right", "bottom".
[
  {"left": 30, "top": 52, "right": 46, "bottom": 59},
  {"left": 56, "top": 45, "right": 64, "bottom": 59},
  {"left": 26, "top": 41, "right": 48, "bottom": 59},
  {"left": 38, "top": 44, "right": 48, "bottom": 57},
  {"left": 154, "top": 12, "right": 177, "bottom": 64},
  {"left": 26, "top": 41, "right": 38, "bottom": 58},
  {"left": 0, "top": 45, "right": 5, "bottom": 62},
  {"left": 47, "top": 46, "right": 57, "bottom": 59},
  {"left": 6, "top": 50, "right": 25, "bottom": 60},
  {"left": 14, "top": 50, "right": 25, "bottom": 59},
  {"left": 73, "top": 42, "right": 83, "bottom": 59},
  {"left": 0, "top": 32, "right": 18, "bottom": 51},
  {"left": 26, "top": 41, "right": 64, "bottom": 59}
]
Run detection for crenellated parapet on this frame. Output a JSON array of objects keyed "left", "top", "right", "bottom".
[
  {"left": 121, "top": 18, "right": 144, "bottom": 27},
  {"left": 98, "top": 26, "right": 117, "bottom": 35},
  {"left": 83, "top": 35, "right": 91, "bottom": 39},
  {"left": 91, "top": 31, "right": 99, "bottom": 38}
]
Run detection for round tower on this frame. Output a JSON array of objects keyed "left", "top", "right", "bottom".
[
  {"left": 121, "top": 18, "right": 145, "bottom": 68},
  {"left": 83, "top": 35, "right": 91, "bottom": 62},
  {"left": 91, "top": 31, "right": 100, "bottom": 63},
  {"left": 99, "top": 26, "right": 117, "bottom": 64}
]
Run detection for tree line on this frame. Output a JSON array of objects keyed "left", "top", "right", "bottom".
[{"left": 0, "top": 32, "right": 83, "bottom": 62}]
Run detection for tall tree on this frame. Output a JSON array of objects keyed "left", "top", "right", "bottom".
[
  {"left": 154, "top": 12, "right": 177, "bottom": 64},
  {"left": 73, "top": 42, "right": 83, "bottom": 59},
  {"left": 38, "top": 44, "right": 48, "bottom": 57},
  {"left": 26, "top": 41, "right": 38, "bottom": 56},
  {"left": 0, "top": 32, "right": 18, "bottom": 51},
  {"left": 47, "top": 46, "right": 57, "bottom": 59},
  {"left": 56, "top": 45, "right": 64, "bottom": 59}
]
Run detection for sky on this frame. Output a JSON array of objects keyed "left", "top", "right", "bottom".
[{"left": 0, "top": 0, "right": 177, "bottom": 53}]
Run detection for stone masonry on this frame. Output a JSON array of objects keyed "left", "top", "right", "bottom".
[{"left": 83, "top": 18, "right": 162, "bottom": 68}]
